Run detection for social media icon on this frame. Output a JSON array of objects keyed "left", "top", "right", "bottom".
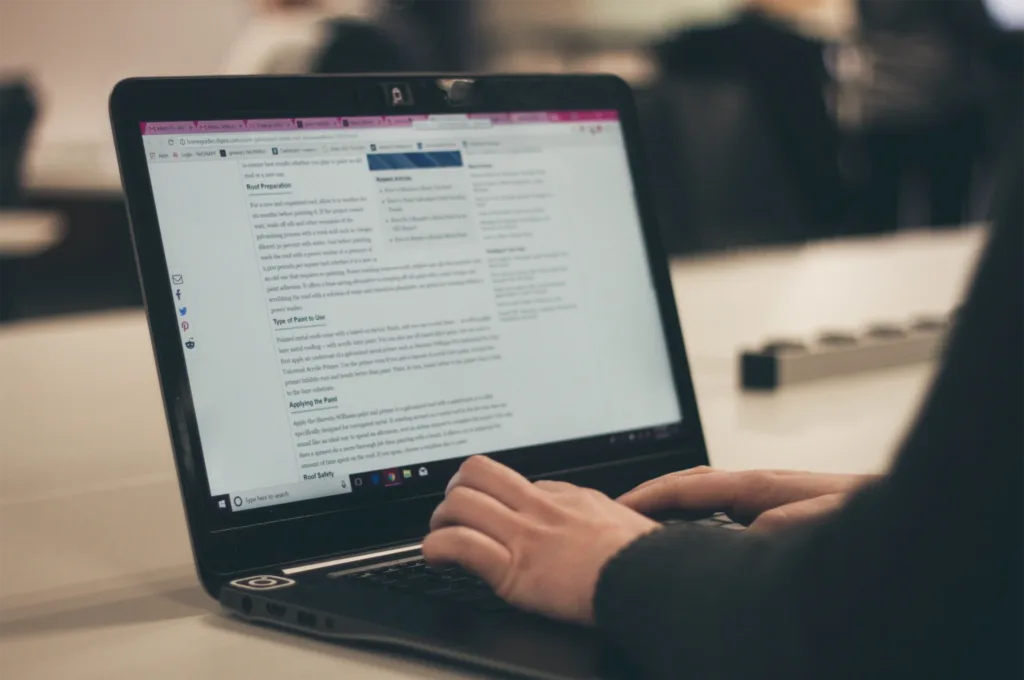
[
  {"left": 179, "top": 307, "right": 187, "bottom": 316},
  {"left": 181, "top": 321, "right": 189, "bottom": 331},
  {"left": 230, "top": 575, "right": 296, "bottom": 591},
  {"left": 402, "top": 469, "right": 412, "bottom": 479},
  {"left": 175, "top": 289, "right": 182, "bottom": 300},
  {"left": 418, "top": 466, "right": 429, "bottom": 477},
  {"left": 171, "top": 274, "right": 184, "bottom": 284},
  {"left": 185, "top": 337, "right": 196, "bottom": 349}
]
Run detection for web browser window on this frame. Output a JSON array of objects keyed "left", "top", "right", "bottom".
[{"left": 142, "top": 111, "right": 681, "bottom": 512}]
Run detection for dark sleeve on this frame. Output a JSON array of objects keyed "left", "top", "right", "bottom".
[{"left": 594, "top": 164, "right": 1023, "bottom": 679}]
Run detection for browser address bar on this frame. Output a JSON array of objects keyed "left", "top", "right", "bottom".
[
  {"left": 173, "top": 132, "right": 360, "bottom": 147},
  {"left": 178, "top": 136, "right": 255, "bottom": 147}
]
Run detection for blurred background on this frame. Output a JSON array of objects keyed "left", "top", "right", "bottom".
[{"left": 0, "top": 0, "right": 1021, "bottom": 322}]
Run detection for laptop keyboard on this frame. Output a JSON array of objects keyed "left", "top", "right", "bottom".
[
  {"left": 331, "top": 513, "right": 743, "bottom": 612},
  {"left": 333, "top": 557, "right": 512, "bottom": 612},
  {"left": 670, "top": 511, "right": 746, "bottom": 530}
]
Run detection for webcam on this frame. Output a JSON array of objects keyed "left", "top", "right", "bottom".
[
  {"left": 437, "top": 78, "right": 475, "bottom": 106},
  {"left": 384, "top": 83, "right": 413, "bottom": 107}
]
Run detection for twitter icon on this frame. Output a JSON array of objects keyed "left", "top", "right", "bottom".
[{"left": 179, "top": 307, "right": 187, "bottom": 316}]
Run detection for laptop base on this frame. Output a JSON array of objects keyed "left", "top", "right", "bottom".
[{"left": 221, "top": 572, "right": 641, "bottom": 680}]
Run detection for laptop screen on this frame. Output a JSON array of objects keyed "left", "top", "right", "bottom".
[{"left": 141, "top": 110, "right": 681, "bottom": 513}]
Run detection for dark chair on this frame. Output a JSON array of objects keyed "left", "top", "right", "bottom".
[
  {"left": 312, "top": 1, "right": 480, "bottom": 77},
  {"left": 637, "top": 13, "right": 845, "bottom": 255},
  {"left": 0, "top": 77, "right": 39, "bottom": 320},
  {"left": 311, "top": 18, "right": 436, "bottom": 74},
  {"left": 847, "top": 0, "right": 998, "bottom": 229},
  {"left": 0, "top": 78, "right": 38, "bottom": 207}
]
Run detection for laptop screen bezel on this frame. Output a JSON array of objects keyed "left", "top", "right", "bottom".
[{"left": 110, "top": 74, "right": 710, "bottom": 578}]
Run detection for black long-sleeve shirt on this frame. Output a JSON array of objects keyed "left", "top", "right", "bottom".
[{"left": 595, "top": 152, "right": 1023, "bottom": 679}]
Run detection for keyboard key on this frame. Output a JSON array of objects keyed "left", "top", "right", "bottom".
[{"left": 333, "top": 557, "right": 510, "bottom": 612}]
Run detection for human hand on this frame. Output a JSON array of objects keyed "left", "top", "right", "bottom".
[
  {"left": 423, "top": 456, "right": 660, "bottom": 626},
  {"left": 618, "top": 467, "right": 877, "bottom": 532}
]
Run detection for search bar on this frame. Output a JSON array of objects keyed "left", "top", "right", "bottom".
[{"left": 167, "top": 131, "right": 360, "bottom": 147}]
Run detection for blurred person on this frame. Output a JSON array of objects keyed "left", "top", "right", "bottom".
[
  {"left": 311, "top": 19, "right": 416, "bottom": 73},
  {"left": 750, "top": 0, "right": 855, "bottom": 39},
  {"left": 641, "top": 0, "right": 847, "bottom": 253},
  {"left": 221, "top": 0, "right": 371, "bottom": 75},
  {"left": 312, "top": 1, "right": 478, "bottom": 75},
  {"left": 423, "top": 134, "right": 1023, "bottom": 677},
  {"left": 836, "top": 0, "right": 999, "bottom": 229}
]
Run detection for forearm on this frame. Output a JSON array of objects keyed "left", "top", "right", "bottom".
[
  {"left": 595, "top": 474, "right": 1018, "bottom": 680},
  {"left": 595, "top": 193, "right": 1022, "bottom": 679},
  {"left": 595, "top": 521, "right": 816, "bottom": 680}
]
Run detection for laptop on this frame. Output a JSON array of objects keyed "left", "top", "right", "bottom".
[{"left": 110, "top": 74, "right": 718, "bottom": 679}]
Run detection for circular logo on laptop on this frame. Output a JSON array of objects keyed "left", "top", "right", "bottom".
[{"left": 230, "top": 575, "right": 296, "bottom": 591}]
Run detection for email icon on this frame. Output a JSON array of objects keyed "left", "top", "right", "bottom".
[{"left": 171, "top": 274, "right": 184, "bottom": 284}]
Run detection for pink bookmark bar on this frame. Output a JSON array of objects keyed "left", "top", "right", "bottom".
[
  {"left": 296, "top": 117, "right": 341, "bottom": 130},
  {"left": 247, "top": 118, "right": 297, "bottom": 131},
  {"left": 384, "top": 114, "right": 429, "bottom": 126},
  {"left": 509, "top": 112, "right": 549, "bottom": 123},
  {"left": 197, "top": 120, "right": 247, "bottom": 132},
  {"left": 547, "top": 110, "right": 619, "bottom": 122},
  {"left": 140, "top": 110, "right": 620, "bottom": 134},
  {"left": 140, "top": 121, "right": 197, "bottom": 134},
  {"left": 341, "top": 116, "right": 385, "bottom": 128}
]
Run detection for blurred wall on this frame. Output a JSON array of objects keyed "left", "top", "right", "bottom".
[
  {"left": 487, "top": 0, "right": 739, "bottom": 38},
  {"left": 0, "top": 0, "right": 857, "bottom": 146},
  {"left": 0, "top": 0, "right": 367, "bottom": 146},
  {"left": 0, "top": 0, "right": 249, "bottom": 143}
]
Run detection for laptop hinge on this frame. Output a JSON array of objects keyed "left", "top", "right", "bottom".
[{"left": 281, "top": 542, "right": 422, "bottom": 575}]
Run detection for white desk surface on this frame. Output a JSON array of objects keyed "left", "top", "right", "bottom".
[
  {"left": 23, "top": 139, "right": 123, "bottom": 196},
  {"left": 0, "top": 209, "right": 67, "bottom": 257},
  {"left": 0, "top": 226, "right": 986, "bottom": 679}
]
